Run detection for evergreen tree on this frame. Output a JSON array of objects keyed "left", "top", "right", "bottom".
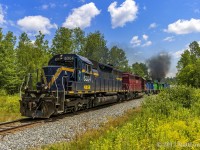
[
  {"left": 0, "top": 29, "right": 20, "bottom": 93},
  {"left": 50, "top": 27, "right": 73, "bottom": 55}
]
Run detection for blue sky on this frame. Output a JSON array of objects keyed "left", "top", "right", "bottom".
[{"left": 1, "top": 0, "right": 200, "bottom": 77}]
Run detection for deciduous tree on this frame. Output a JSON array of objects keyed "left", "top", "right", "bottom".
[
  {"left": 132, "top": 62, "right": 149, "bottom": 79},
  {"left": 108, "top": 46, "right": 129, "bottom": 71},
  {"left": 176, "top": 41, "right": 200, "bottom": 87},
  {"left": 79, "top": 31, "right": 109, "bottom": 63}
]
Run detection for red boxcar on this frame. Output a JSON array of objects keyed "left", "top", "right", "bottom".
[{"left": 122, "top": 73, "right": 145, "bottom": 92}]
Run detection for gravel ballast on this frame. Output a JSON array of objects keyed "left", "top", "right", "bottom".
[{"left": 0, "top": 98, "right": 143, "bottom": 150}]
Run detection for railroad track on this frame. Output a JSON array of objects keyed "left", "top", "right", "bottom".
[
  {"left": 0, "top": 118, "right": 44, "bottom": 136},
  {"left": 0, "top": 96, "right": 144, "bottom": 137}
]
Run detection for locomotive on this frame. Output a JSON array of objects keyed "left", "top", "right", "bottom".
[
  {"left": 19, "top": 54, "right": 166, "bottom": 118},
  {"left": 146, "top": 80, "right": 170, "bottom": 94}
]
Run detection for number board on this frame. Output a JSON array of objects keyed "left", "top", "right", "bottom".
[{"left": 84, "top": 85, "right": 91, "bottom": 90}]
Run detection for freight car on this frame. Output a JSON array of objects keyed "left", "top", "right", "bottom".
[{"left": 122, "top": 73, "right": 146, "bottom": 99}]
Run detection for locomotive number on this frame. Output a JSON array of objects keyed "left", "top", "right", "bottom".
[
  {"left": 84, "top": 75, "right": 91, "bottom": 82},
  {"left": 84, "top": 85, "right": 90, "bottom": 90},
  {"left": 64, "top": 56, "right": 74, "bottom": 61}
]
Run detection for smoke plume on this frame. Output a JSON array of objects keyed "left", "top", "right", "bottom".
[{"left": 147, "top": 53, "right": 171, "bottom": 81}]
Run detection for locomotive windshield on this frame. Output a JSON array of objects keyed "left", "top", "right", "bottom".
[{"left": 48, "top": 55, "right": 74, "bottom": 68}]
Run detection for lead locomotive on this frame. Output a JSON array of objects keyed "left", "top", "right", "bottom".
[{"left": 20, "top": 54, "right": 129, "bottom": 118}]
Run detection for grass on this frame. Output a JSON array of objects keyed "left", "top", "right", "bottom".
[
  {"left": 39, "top": 86, "right": 200, "bottom": 150},
  {"left": 0, "top": 90, "right": 22, "bottom": 122}
]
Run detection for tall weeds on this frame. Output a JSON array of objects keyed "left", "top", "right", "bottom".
[
  {"left": 41, "top": 86, "right": 200, "bottom": 149},
  {"left": 0, "top": 90, "right": 21, "bottom": 122}
]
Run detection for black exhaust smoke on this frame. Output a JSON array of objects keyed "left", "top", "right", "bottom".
[{"left": 147, "top": 53, "right": 171, "bottom": 81}]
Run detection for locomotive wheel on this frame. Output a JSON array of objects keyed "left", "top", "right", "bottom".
[{"left": 71, "top": 105, "right": 78, "bottom": 114}]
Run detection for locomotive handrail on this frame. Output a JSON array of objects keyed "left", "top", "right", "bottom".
[
  {"left": 26, "top": 73, "right": 31, "bottom": 89},
  {"left": 19, "top": 76, "right": 26, "bottom": 98},
  {"left": 62, "top": 76, "right": 67, "bottom": 101},
  {"left": 53, "top": 77, "right": 59, "bottom": 103}
]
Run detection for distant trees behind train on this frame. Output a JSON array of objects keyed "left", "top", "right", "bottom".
[
  {"left": 0, "top": 27, "right": 197, "bottom": 94},
  {"left": 0, "top": 27, "right": 145, "bottom": 94}
]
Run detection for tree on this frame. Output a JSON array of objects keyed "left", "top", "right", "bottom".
[
  {"left": 108, "top": 46, "right": 129, "bottom": 71},
  {"left": 79, "top": 31, "right": 109, "bottom": 63},
  {"left": 34, "top": 31, "right": 50, "bottom": 68},
  {"left": 50, "top": 27, "right": 73, "bottom": 55},
  {"left": 132, "top": 62, "right": 149, "bottom": 79},
  {"left": 71, "top": 27, "right": 85, "bottom": 54},
  {"left": 0, "top": 29, "right": 20, "bottom": 93},
  {"left": 176, "top": 41, "right": 200, "bottom": 87},
  {"left": 16, "top": 32, "right": 34, "bottom": 78},
  {"left": 16, "top": 32, "right": 50, "bottom": 87},
  {"left": 177, "top": 50, "right": 191, "bottom": 71}
]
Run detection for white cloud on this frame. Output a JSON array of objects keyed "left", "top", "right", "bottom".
[
  {"left": 142, "top": 34, "right": 148, "bottom": 41},
  {"left": 62, "top": 2, "right": 100, "bottom": 29},
  {"left": 0, "top": 4, "right": 6, "bottom": 25},
  {"left": 149, "top": 23, "right": 157, "bottom": 29},
  {"left": 165, "top": 18, "right": 200, "bottom": 34},
  {"left": 172, "top": 50, "right": 184, "bottom": 59},
  {"left": 108, "top": 0, "right": 138, "bottom": 29},
  {"left": 130, "top": 36, "right": 141, "bottom": 47},
  {"left": 142, "top": 41, "right": 152, "bottom": 47},
  {"left": 172, "top": 41, "right": 200, "bottom": 59},
  {"left": 163, "top": 36, "right": 174, "bottom": 42},
  {"left": 42, "top": 3, "right": 56, "bottom": 10},
  {"left": 130, "top": 35, "right": 152, "bottom": 47},
  {"left": 17, "top": 15, "right": 57, "bottom": 34},
  {"left": 171, "top": 43, "right": 190, "bottom": 59},
  {"left": 42, "top": 5, "right": 48, "bottom": 10}
]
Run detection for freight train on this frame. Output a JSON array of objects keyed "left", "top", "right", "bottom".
[{"left": 19, "top": 54, "right": 169, "bottom": 118}]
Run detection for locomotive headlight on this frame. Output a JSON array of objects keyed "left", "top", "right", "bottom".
[
  {"left": 24, "top": 86, "right": 28, "bottom": 90},
  {"left": 44, "top": 85, "right": 48, "bottom": 90}
]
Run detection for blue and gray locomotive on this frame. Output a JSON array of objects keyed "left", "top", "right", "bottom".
[{"left": 20, "top": 54, "right": 125, "bottom": 118}]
